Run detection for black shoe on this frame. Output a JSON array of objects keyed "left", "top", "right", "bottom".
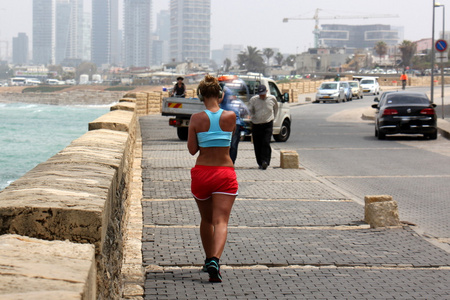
[
  {"left": 207, "top": 260, "right": 222, "bottom": 283},
  {"left": 261, "top": 162, "right": 268, "bottom": 170}
]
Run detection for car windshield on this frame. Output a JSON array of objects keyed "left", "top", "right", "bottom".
[
  {"left": 385, "top": 94, "right": 429, "bottom": 105},
  {"left": 320, "top": 83, "right": 338, "bottom": 90},
  {"left": 361, "top": 79, "right": 374, "bottom": 84},
  {"left": 349, "top": 82, "right": 358, "bottom": 87}
]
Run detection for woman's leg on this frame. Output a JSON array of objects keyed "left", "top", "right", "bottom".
[
  {"left": 209, "top": 193, "right": 236, "bottom": 258},
  {"left": 195, "top": 193, "right": 236, "bottom": 259},
  {"left": 195, "top": 198, "right": 214, "bottom": 258}
]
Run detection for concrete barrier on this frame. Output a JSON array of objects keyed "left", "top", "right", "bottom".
[
  {"left": 364, "top": 195, "right": 401, "bottom": 228},
  {"left": 0, "top": 92, "right": 153, "bottom": 299}
]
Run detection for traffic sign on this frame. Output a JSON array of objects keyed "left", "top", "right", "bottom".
[
  {"left": 436, "top": 51, "right": 448, "bottom": 63},
  {"left": 435, "top": 39, "right": 448, "bottom": 52}
]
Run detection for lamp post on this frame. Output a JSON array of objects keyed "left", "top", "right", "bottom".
[
  {"left": 432, "top": 0, "right": 436, "bottom": 104},
  {"left": 436, "top": 2, "right": 446, "bottom": 118}
]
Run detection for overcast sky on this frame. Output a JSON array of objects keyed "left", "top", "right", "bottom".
[{"left": 0, "top": 0, "right": 446, "bottom": 57}]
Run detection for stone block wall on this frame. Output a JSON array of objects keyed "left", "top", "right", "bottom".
[{"left": 0, "top": 93, "right": 146, "bottom": 299}]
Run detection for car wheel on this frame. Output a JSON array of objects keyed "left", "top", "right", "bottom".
[
  {"left": 375, "top": 128, "right": 378, "bottom": 137},
  {"left": 177, "top": 127, "right": 188, "bottom": 140},
  {"left": 377, "top": 129, "right": 386, "bottom": 140},
  {"left": 273, "top": 119, "right": 291, "bottom": 142},
  {"left": 425, "top": 131, "right": 438, "bottom": 140}
]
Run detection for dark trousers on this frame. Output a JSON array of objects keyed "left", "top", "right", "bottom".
[
  {"left": 252, "top": 121, "right": 273, "bottom": 166},
  {"left": 230, "top": 126, "right": 241, "bottom": 164}
]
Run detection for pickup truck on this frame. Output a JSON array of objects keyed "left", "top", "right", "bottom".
[{"left": 161, "top": 74, "right": 292, "bottom": 142}]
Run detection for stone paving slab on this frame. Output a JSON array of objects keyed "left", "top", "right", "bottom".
[
  {"left": 143, "top": 179, "right": 349, "bottom": 200},
  {"left": 142, "top": 199, "right": 363, "bottom": 227},
  {"left": 145, "top": 267, "right": 450, "bottom": 300},
  {"left": 143, "top": 168, "right": 315, "bottom": 182},
  {"left": 327, "top": 176, "right": 450, "bottom": 238},
  {"left": 142, "top": 227, "right": 450, "bottom": 267}
]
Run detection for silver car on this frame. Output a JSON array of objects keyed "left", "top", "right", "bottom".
[{"left": 315, "top": 82, "right": 345, "bottom": 103}]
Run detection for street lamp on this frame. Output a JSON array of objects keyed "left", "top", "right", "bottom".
[
  {"left": 432, "top": 0, "right": 437, "bottom": 104},
  {"left": 436, "top": 2, "right": 446, "bottom": 118}
]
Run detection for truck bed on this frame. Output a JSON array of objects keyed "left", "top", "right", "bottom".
[{"left": 161, "top": 97, "right": 205, "bottom": 118}]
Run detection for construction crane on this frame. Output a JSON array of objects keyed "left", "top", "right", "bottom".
[{"left": 283, "top": 8, "right": 399, "bottom": 48}]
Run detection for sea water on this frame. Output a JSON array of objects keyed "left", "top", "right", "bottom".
[{"left": 0, "top": 102, "right": 110, "bottom": 191}]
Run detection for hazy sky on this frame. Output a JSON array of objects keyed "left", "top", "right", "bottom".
[{"left": 0, "top": 0, "right": 446, "bottom": 57}]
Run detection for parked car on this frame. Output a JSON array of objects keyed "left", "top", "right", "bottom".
[
  {"left": 371, "top": 92, "right": 437, "bottom": 140},
  {"left": 340, "top": 81, "right": 353, "bottom": 101},
  {"left": 348, "top": 80, "right": 363, "bottom": 99},
  {"left": 360, "top": 77, "right": 380, "bottom": 95},
  {"left": 315, "top": 81, "right": 345, "bottom": 103}
]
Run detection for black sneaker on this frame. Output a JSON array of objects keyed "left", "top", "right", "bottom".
[
  {"left": 201, "top": 259, "right": 208, "bottom": 272},
  {"left": 261, "top": 162, "right": 268, "bottom": 170},
  {"left": 207, "top": 260, "right": 222, "bottom": 283}
]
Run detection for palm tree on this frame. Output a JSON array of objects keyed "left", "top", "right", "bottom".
[
  {"left": 374, "top": 41, "right": 387, "bottom": 64},
  {"left": 274, "top": 52, "right": 284, "bottom": 66},
  {"left": 236, "top": 46, "right": 265, "bottom": 73},
  {"left": 399, "top": 40, "right": 417, "bottom": 69},
  {"left": 263, "top": 48, "right": 274, "bottom": 65},
  {"left": 284, "top": 55, "right": 296, "bottom": 67},
  {"left": 223, "top": 58, "right": 231, "bottom": 72}
]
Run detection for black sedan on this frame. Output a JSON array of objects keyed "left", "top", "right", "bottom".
[{"left": 372, "top": 92, "right": 437, "bottom": 140}]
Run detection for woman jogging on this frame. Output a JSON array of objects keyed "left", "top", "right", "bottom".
[{"left": 187, "top": 75, "right": 238, "bottom": 282}]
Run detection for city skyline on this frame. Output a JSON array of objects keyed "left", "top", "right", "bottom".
[{"left": 0, "top": 0, "right": 447, "bottom": 65}]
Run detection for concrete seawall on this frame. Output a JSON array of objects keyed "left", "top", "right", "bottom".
[{"left": 0, "top": 91, "right": 163, "bottom": 299}]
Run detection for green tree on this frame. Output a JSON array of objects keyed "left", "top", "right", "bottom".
[
  {"left": 284, "top": 54, "right": 296, "bottom": 67},
  {"left": 0, "top": 63, "right": 12, "bottom": 80},
  {"left": 274, "top": 52, "right": 284, "bottom": 65},
  {"left": 399, "top": 40, "right": 417, "bottom": 68},
  {"left": 223, "top": 58, "right": 232, "bottom": 72},
  {"left": 236, "top": 46, "right": 265, "bottom": 73},
  {"left": 76, "top": 62, "right": 97, "bottom": 80},
  {"left": 263, "top": 48, "right": 274, "bottom": 65},
  {"left": 374, "top": 41, "right": 388, "bottom": 64}
]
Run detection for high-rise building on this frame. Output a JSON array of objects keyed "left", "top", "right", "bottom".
[
  {"left": 13, "top": 33, "right": 29, "bottom": 65},
  {"left": 153, "top": 10, "right": 170, "bottom": 65},
  {"left": 123, "top": 0, "right": 152, "bottom": 67},
  {"left": 81, "top": 12, "right": 92, "bottom": 62},
  {"left": 33, "top": 0, "right": 55, "bottom": 65},
  {"left": 170, "top": 0, "right": 211, "bottom": 64},
  {"left": 55, "top": 0, "right": 71, "bottom": 64},
  {"left": 319, "top": 24, "right": 401, "bottom": 50},
  {"left": 91, "top": 0, "right": 119, "bottom": 67}
]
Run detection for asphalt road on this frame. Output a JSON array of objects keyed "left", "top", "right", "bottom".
[{"left": 271, "top": 92, "right": 450, "bottom": 242}]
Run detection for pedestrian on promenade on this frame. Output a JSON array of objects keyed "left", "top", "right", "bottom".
[
  {"left": 219, "top": 84, "right": 249, "bottom": 164},
  {"left": 248, "top": 84, "right": 278, "bottom": 170},
  {"left": 170, "top": 76, "right": 186, "bottom": 97},
  {"left": 187, "top": 75, "right": 238, "bottom": 282},
  {"left": 400, "top": 72, "right": 408, "bottom": 90}
]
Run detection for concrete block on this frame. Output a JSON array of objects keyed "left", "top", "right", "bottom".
[
  {"left": 364, "top": 195, "right": 392, "bottom": 222},
  {"left": 364, "top": 195, "right": 400, "bottom": 228},
  {"left": 0, "top": 234, "right": 96, "bottom": 300},
  {"left": 88, "top": 110, "right": 135, "bottom": 132},
  {"left": 280, "top": 150, "right": 299, "bottom": 169},
  {"left": 111, "top": 102, "right": 136, "bottom": 112}
]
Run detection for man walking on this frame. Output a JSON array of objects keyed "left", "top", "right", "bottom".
[{"left": 248, "top": 84, "right": 278, "bottom": 170}]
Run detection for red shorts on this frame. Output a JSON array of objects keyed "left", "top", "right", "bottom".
[{"left": 191, "top": 165, "right": 238, "bottom": 200}]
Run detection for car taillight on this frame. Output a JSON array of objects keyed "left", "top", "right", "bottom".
[
  {"left": 382, "top": 108, "right": 398, "bottom": 116},
  {"left": 169, "top": 119, "right": 181, "bottom": 126},
  {"left": 420, "top": 108, "right": 436, "bottom": 115}
]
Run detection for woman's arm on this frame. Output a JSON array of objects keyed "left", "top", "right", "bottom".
[{"left": 187, "top": 114, "right": 199, "bottom": 155}]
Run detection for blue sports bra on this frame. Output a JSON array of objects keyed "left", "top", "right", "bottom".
[{"left": 197, "top": 109, "right": 232, "bottom": 148}]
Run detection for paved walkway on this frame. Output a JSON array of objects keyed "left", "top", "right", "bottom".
[{"left": 139, "top": 115, "right": 450, "bottom": 299}]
